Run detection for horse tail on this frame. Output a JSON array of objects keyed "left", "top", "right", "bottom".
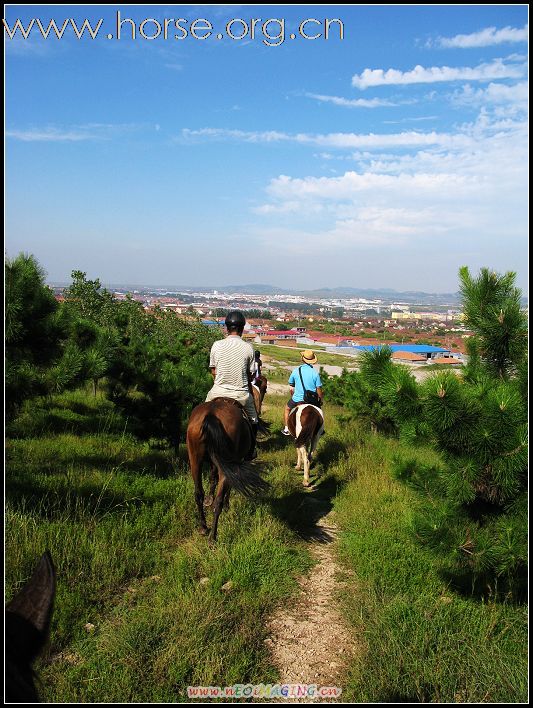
[
  {"left": 295, "top": 409, "right": 322, "bottom": 447},
  {"left": 202, "top": 414, "right": 270, "bottom": 497},
  {"left": 257, "top": 416, "right": 270, "bottom": 438}
]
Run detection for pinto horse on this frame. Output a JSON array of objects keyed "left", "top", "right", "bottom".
[
  {"left": 5, "top": 552, "right": 56, "bottom": 703},
  {"left": 186, "top": 397, "right": 270, "bottom": 542},
  {"left": 287, "top": 403, "right": 325, "bottom": 487},
  {"left": 251, "top": 375, "right": 268, "bottom": 416}
]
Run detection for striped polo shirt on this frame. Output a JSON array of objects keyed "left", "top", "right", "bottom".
[{"left": 209, "top": 336, "right": 255, "bottom": 393}]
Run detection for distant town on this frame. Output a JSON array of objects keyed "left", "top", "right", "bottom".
[{"left": 51, "top": 282, "right": 476, "bottom": 362}]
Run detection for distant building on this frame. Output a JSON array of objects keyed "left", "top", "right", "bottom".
[
  {"left": 391, "top": 311, "right": 458, "bottom": 322},
  {"left": 264, "top": 329, "right": 301, "bottom": 339},
  {"left": 353, "top": 344, "right": 451, "bottom": 360}
]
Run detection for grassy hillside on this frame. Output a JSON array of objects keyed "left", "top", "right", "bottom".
[
  {"left": 330, "top": 432, "right": 527, "bottom": 702},
  {"left": 6, "top": 382, "right": 527, "bottom": 702},
  {"left": 6, "top": 388, "right": 312, "bottom": 701}
]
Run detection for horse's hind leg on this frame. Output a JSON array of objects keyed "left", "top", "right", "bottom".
[
  {"left": 223, "top": 486, "right": 231, "bottom": 511},
  {"left": 302, "top": 447, "right": 311, "bottom": 487},
  {"left": 205, "top": 463, "right": 218, "bottom": 507},
  {"left": 209, "top": 475, "right": 228, "bottom": 544},
  {"left": 188, "top": 441, "right": 209, "bottom": 536},
  {"left": 308, "top": 430, "right": 321, "bottom": 469}
]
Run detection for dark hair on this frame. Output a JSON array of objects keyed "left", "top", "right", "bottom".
[
  {"left": 254, "top": 350, "right": 261, "bottom": 360},
  {"left": 225, "top": 310, "right": 246, "bottom": 333}
]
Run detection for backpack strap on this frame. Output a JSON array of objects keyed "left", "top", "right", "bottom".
[{"left": 298, "top": 365, "right": 308, "bottom": 394}]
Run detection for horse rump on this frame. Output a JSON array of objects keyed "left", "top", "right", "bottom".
[
  {"left": 202, "top": 413, "right": 270, "bottom": 497},
  {"left": 294, "top": 407, "right": 323, "bottom": 447}
]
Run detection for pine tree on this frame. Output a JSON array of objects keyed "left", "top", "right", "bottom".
[
  {"left": 327, "top": 266, "right": 528, "bottom": 597},
  {"left": 396, "top": 267, "right": 527, "bottom": 598},
  {"left": 5, "top": 254, "right": 84, "bottom": 416},
  {"left": 105, "top": 308, "right": 220, "bottom": 453}
]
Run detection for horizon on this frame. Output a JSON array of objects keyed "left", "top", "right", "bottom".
[
  {"left": 6, "top": 5, "right": 528, "bottom": 292},
  {"left": 47, "top": 278, "right": 462, "bottom": 296}
]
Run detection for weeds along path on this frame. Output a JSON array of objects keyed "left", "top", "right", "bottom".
[{"left": 260, "top": 395, "right": 358, "bottom": 702}]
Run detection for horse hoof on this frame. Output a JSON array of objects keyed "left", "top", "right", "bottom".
[
  {"left": 204, "top": 495, "right": 213, "bottom": 508},
  {"left": 294, "top": 465, "right": 302, "bottom": 470},
  {"left": 303, "top": 480, "right": 310, "bottom": 487},
  {"left": 208, "top": 536, "right": 217, "bottom": 548},
  {"left": 198, "top": 526, "right": 209, "bottom": 536}
]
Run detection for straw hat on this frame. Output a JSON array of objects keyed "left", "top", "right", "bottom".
[{"left": 300, "top": 349, "right": 318, "bottom": 365}]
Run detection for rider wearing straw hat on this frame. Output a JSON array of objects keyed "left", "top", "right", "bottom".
[{"left": 281, "top": 349, "right": 323, "bottom": 435}]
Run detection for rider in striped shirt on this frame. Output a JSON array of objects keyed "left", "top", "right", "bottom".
[{"left": 205, "top": 310, "right": 258, "bottom": 459}]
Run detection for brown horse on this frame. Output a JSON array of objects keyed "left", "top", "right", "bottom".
[
  {"left": 186, "top": 397, "right": 270, "bottom": 542},
  {"left": 6, "top": 552, "right": 56, "bottom": 703},
  {"left": 251, "top": 374, "right": 268, "bottom": 416},
  {"left": 287, "top": 403, "right": 325, "bottom": 487}
]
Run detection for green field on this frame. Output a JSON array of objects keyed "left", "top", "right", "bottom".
[
  {"left": 257, "top": 343, "right": 359, "bottom": 369},
  {"left": 6, "top": 383, "right": 527, "bottom": 702}
]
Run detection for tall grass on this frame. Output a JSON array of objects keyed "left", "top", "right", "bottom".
[
  {"left": 6, "top": 386, "right": 527, "bottom": 702},
  {"left": 5, "top": 389, "right": 312, "bottom": 701},
  {"left": 332, "top": 432, "right": 528, "bottom": 703}
]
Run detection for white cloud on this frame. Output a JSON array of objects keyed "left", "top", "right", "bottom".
[
  {"left": 351, "top": 59, "right": 525, "bottom": 89},
  {"left": 305, "top": 93, "right": 398, "bottom": 108},
  {"left": 450, "top": 81, "right": 528, "bottom": 109},
  {"left": 436, "top": 25, "right": 528, "bottom": 48},
  {"left": 6, "top": 123, "right": 146, "bottom": 142},
  {"left": 265, "top": 170, "right": 475, "bottom": 202},
  {"left": 7, "top": 127, "right": 96, "bottom": 142},
  {"left": 181, "top": 127, "right": 290, "bottom": 143},
  {"left": 248, "top": 108, "right": 527, "bottom": 264},
  {"left": 383, "top": 116, "right": 438, "bottom": 125},
  {"left": 180, "top": 127, "right": 472, "bottom": 150}
]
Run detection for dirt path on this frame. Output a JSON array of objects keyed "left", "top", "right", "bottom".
[
  {"left": 265, "top": 511, "right": 356, "bottom": 702},
  {"left": 265, "top": 381, "right": 289, "bottom": 396}
]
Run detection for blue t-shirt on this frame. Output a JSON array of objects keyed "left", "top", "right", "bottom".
[{"left": 289, "top": 364, "right": 322, "bottom": 403}]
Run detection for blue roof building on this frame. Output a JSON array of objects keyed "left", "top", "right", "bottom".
[{"left": 353, "top": 344, "right": 450, "bottom": 357}]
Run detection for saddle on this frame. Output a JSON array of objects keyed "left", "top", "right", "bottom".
[{"left": 212, "top": 397, "right": 255, "bottom": 429}]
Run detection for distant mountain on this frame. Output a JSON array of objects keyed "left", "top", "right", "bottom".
[
  {"left": 49, "top": 280, "right": 526, "bottom": 306},
  {"left": 215, "top": 285, "right": 463, "bottom": 303},
  {"left": 179, "top": 285, "right": 463, "bottom": 305},
  {"left": 294, "top": 287, "right": 461, "bottom": 302},
  {"left": 215, "top": 284, "right": 289, "bottom": 295}
]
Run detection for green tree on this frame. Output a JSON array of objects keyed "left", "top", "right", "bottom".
[
  {"left": 5, "top": 254, "right": 84, "bottom": 416},
  {"left": 328, "top": 267, "right": 528, "bottom": 598},
  {"left": 459, "top": 266, "right": 527, "bottom": 378},
  {"left": 105, "top": 310, "right": 220, "bottom": 452},
  {"left": 63, "top": 270, "right": 115, "bottom": 324},
  {"left": 396, "top": 268, "right": 528, "bottom": 598}
]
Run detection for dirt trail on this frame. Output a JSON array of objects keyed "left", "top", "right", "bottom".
[{"left": 265, "top": 509, "right": 356, "bottom": 702}]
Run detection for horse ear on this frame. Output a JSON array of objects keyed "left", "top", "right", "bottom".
[{"left": 7, "top": 552, "right": 56, "bottom": 635}]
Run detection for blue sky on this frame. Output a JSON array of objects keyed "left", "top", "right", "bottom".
[{"left": 5, "top": 4, "right": 529, "bottom": 292}]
